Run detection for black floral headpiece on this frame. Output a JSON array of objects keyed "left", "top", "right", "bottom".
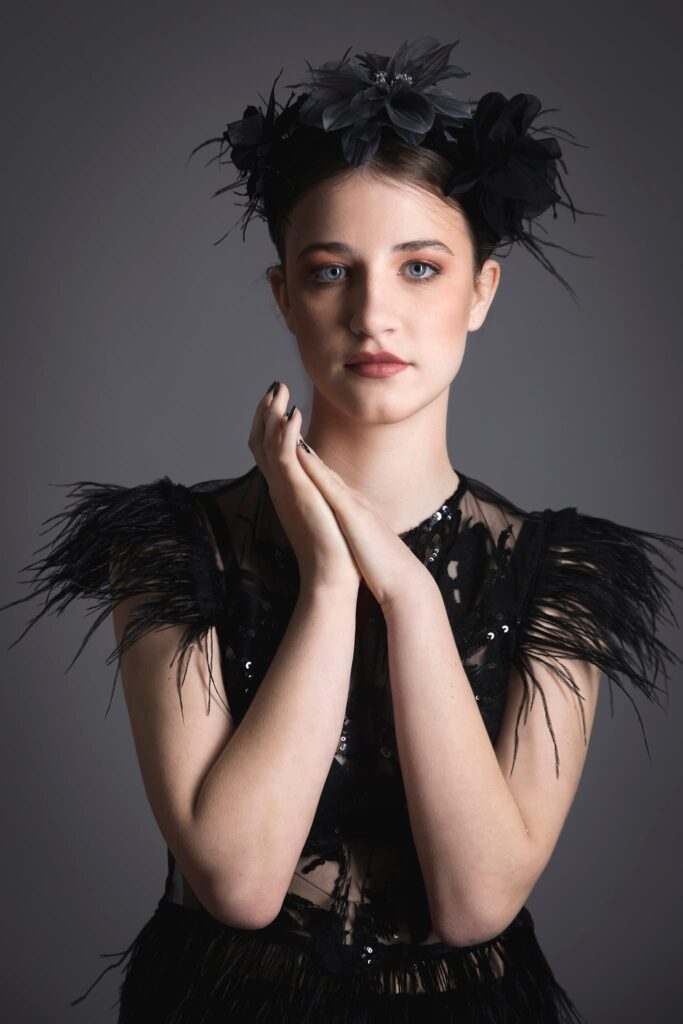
[{"left": 189, "top": 36, "right": 601, "bottom": 301}]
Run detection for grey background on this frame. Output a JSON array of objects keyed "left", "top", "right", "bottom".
[{"left": 1, "top": 1, "right": 681, "bottom": 1020}]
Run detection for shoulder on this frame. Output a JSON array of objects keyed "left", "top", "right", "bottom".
[
  {"left": 460, "top": 470, "right": 683, "bottom": 766},
  {"left": 502, "top": 490, "right": 683, "bottom": 755},
  {"left": 509, "top": 498, "right": 683, "bottom": 633},
  {"left": 459, "top": 470, "right": 683, "bottom": 692},
  {"left": 0, "top": 467, "right": 260, "bottom": 684},
  {"left": 460, "top": 470, "right": 683, "bottom": 603}
]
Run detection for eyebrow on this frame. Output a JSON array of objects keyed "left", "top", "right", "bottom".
[{"left": 296, "top": 239, "right": 455, "bottom": 261}]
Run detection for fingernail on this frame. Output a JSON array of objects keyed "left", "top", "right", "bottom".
[
  {"left": 297, "top": 438, "right": 311, "bottom": 453},
  {"left": 272, "top": 381, "right": 281, "bottom": 397},
  {"left": 266, "top": 380, "right": 278, "bottom": 395},
  {"left": 285, "top": 404, "right": 297, "bottom": 421}
]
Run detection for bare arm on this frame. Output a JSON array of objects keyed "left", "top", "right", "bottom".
[
  {"left": 118, "top": 379, "right": 366, "bottom": 931},
  {"left": 116, "top": 577, "right": 358, "bottom": 931},
  {"left": 193, "top": 578, "right": 358, "bottom": 925},
  {"left": 383, "top": 574, "right": 599, "bottom": 948}
]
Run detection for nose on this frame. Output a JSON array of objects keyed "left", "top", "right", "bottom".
[{"left": 347, "top": 269, "right": 399, "bottom": 340}]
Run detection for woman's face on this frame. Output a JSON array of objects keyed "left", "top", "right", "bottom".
[{"left": 270, "top": 171, "right": 500, "bottom": 426}]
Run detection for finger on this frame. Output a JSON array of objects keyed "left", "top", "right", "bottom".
[
  {"left": 263, "top": 381, "right": 290, "bottom": 454},
  {"left": 248, "top": 380, "right": 281, "bottom": 455},
  {"left": 280, "top": 402, "right": 303, "bottom": 462},
  {"left": 301, "top": 459, "right": 374, "bottom": 578},
  {"left": 296, "top": 442, "right": 340, "bottom": 498}
]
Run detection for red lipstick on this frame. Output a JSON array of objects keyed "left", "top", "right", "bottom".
[
  {"left": 345, "top": 351, "right": 408, "bottom": 365},
  {"left": 345, "top": 350, "right": 411, "bottom": 378}
]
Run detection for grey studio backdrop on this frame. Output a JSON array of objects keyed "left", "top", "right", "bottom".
[{"left": 1, "top": 2, "right": 681, "bottom": 1021}]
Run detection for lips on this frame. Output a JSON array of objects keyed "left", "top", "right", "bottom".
[
  {"left": 345, "top": 351, "right": 408, "bottom": 366},
  {"left": 345, "top": 361, "right": 409, "bottom": 378}
]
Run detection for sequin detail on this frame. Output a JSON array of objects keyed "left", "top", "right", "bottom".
[{"left": 6, "top": 460, "right": 681, "bottom": 1018}]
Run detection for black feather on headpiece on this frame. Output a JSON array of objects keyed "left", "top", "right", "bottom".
[{"left": 188, "top": 35, "right": 604, "bottom": 302}]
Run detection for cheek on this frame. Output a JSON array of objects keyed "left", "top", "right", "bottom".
[
  {"left": 436, "top": 333, "right": 466, "bottom": 365},
  {"left": 288, "top": 279, "right": 330, "bottom": 315},
  {"left": 435, "top": 286, "right": 473, "bottom": 327},
  {"left": 287, "top": 292, "right": 337, "bottom": 349},
  {"left": 449, "top": 339, "right": 468, "bottom": 379},
  {"left": 422, "top": 325, "right": 469, "bottom": 389}
]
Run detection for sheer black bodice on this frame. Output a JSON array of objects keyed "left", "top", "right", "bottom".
[{"left": 3, "top": 462, "right": 682, "bottom": 1021}]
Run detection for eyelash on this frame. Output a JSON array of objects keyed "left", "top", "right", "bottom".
[{"left": 310, "top": 260, "right": 442, "bottom": 286}]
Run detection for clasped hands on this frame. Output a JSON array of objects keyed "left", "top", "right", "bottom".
[{"left": 248, "top": 379, "right": 434, "bottom": 612}]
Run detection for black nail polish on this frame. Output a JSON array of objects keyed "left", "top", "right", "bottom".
[
  {"left": 285, "top": 404, "right": 297, "bottom": 421},
  {"left": 272, "top": 382, "right": 281, "bottom": 397},
  {"left": 266, "top": 380, "right": 277, "bottom": 395},
  {"left": 298, "top": 438, "right": 311, "bottom": 452}
]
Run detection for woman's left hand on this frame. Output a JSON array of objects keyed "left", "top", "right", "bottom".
[{"left": 296, "top": 439, "right": 433, "bottom": 611}]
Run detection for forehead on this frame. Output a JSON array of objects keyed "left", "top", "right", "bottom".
[{"left": 286, "top": 172, "right": 470, "bottom": 252}]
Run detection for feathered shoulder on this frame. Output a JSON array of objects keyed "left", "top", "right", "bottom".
[
  {"left": 1, "top": 475, "right": 237, "bottom": 716},
  {"left": 506, "top": 499, "right": 683, "bottom": 775}
]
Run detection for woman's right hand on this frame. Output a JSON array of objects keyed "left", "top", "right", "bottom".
[{"left": 248, "top": 381, "right": 361, "bottom": 591}]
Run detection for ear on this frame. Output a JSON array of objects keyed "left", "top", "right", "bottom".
[
  {"left": 268, "top": 264, "right": 295, "bottom": 332},
  {"left": 468, "top": 259, "right": 501, "bottom": 332}
]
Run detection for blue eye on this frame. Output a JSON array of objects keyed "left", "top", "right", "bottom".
[
  {"left": 311, "top": 260, "right": 441, "bottom": 285},
  {"left": 405, "top": 261, "right": 440, "bottom": 282},
  {"left": 313, "top": 265, "right": 347, "bottom": 284}
]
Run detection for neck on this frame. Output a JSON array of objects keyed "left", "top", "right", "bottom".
[{"left": 302, "top": 385, "right": 460, "bottom": 536}]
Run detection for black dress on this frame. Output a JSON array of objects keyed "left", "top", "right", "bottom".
[{"left": 3, "top": 463, "right": 683, "bottom": 1023}]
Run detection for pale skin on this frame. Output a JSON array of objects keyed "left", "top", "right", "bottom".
[{"left": 114, "top": 169, "right": 600, "bottom": 946}]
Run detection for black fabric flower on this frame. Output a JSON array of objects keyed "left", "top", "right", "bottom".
[
  {"left": 189, "top": 36, "right": 602, "bottom": 300},
  {"left": 446, "top": 91, "right": 600, "bottom": 301},
  {"left": 285, "top": 35, "right": 472, "bottom": 166},
  {"left": 188, "top": 69, "right": 307, "bottom": 243},
  {"left": 450, "top": 93, "right": 566, "bottom": 231}
]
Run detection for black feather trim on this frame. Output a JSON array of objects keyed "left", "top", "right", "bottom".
[
  {"left": 69, "top": 895, "right": 586, "bottom": 1023},
  {"left": 0, "top": 477, "right": 232, "bottom": 718},
  {"left": 511, "top": 506, "right": 683, "bottom": 778}
]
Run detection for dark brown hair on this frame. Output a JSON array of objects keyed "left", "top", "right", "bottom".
[{"left": 262, "top": 126, "right": 497, "bottom": 286}]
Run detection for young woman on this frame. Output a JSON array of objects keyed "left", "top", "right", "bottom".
[{"left": 3, "top": 36, "right": 682, "bottom": 1023}]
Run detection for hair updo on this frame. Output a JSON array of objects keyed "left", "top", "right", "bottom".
[{"left": 260, "top": 125, "right": 498, "bottom": 287}]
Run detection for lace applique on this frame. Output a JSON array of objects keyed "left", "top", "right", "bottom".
[{"left": 5, "top": 463, "right": 680, "bottom": 1021}]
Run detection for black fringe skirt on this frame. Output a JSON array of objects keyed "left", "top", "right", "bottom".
[{"left": 70, "top": 894, "right": 586, "bottom": 1023}]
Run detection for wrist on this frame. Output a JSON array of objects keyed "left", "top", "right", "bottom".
[
  {"left": 298, "top": 574, "right": 361, "bottom": 601},
  {"left": 381, "top": 567, "right": 439, "bottom": 619}
]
